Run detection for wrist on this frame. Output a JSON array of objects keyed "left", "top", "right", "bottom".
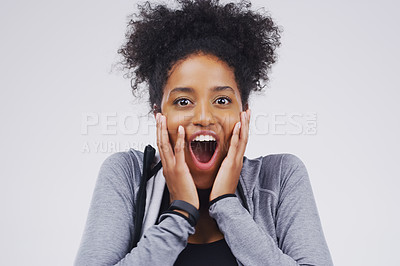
[
  {"left": 209, "top": 189, "right": 236, "bottom": 202},
  {"left": 168, "top": 200, "right": 200, "bottom": 226},
  {"left": 169, "top": 195, "right": 199, "bottom": 210},
  {"left": 209, "top": 193, "right": 237, "bottom": 208},
  {"left": 174, "top": 209, "right": 189, "bottom": 218}
]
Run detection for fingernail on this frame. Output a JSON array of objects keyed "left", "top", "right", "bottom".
[
  {"left": 237, "top": 122, "right": 241, "bottom": 129},
  {"left": 178, "top": 125, "right": 183, "bottom": 134}
]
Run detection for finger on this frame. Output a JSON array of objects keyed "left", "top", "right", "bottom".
[
  {"left": 175, "top": 125, "right": 186, "bottom": 165},
  {"left": 245, "top": 108, "right": 251, "bottom": 139},
  {"left": 156, "top": 113, "right": 169, "bottom": 168},
  {"left": 237, "top": 110, "right": 250, "bottom": 154},
  {"left": 156, "top": 113, "right": 164, "bottom": 156},
  {"left": 156, "top": 113, "right": 162, "bottom": 154},
  {"left": 156, "top": 113, "right": 161, "bottom": 143},
  {"left": 159, "top": 115, "right": 175, "bottom": 165},
  {"left": 242, "top": 110, "right": 250, "bottom": 139},
  {"left": 226, "top": 121, "right": 241, "bottom": 159}
]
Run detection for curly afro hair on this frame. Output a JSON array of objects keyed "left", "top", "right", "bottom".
[{"left": 118, "top": 0, "right": 281, "bottom": 111}]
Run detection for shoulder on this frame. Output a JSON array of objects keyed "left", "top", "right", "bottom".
[
  {"left": 260, "top": 153, "right": 306, "bottom": 171},
  {"left": 242, "top": 153, "right": 309, "bottom": 194},
  {"left": 100, "top": 148, "right": 144, "bottom": 170},
  {"left": 97, "top": 148, "right": 144, "bottom": 190}
]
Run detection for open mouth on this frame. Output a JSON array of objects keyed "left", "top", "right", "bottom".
[{"left": 189, "top": 133, "right": 219, "bottom": 170}]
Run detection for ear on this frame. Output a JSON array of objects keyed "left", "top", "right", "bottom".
[{"left": 153, "top": 103, "right": 160, "bottom": 118}]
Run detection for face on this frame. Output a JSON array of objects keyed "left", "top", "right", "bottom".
[{"left": 159, "top": 53, "right": 243, "bottom": 189}]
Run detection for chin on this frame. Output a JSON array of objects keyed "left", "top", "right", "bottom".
[
  {"left": 183, "top": 134, "right": 229, "bottom": 189},
  {"left": 187, "top": 156, "right": 224, "bottom": 190},
  {"left": 194, "top": 180, "right": 214, "bottom": 190}
]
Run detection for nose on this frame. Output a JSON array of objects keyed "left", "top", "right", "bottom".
[{"left": 192, "top": 101, "right": 215, "bottom": 127}]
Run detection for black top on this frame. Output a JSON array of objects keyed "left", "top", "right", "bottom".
[
  {"left": 174, "top": 238, "right": 238, "bottom": 266},
  {"left": 157, "top": 186, "right": 238, "bottom": 265}
]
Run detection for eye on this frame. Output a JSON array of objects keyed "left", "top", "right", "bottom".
[
  {"left": 173, "top": 98, "right": 192, "bottom": 107},
  {"left": 214, "top": 97, "right": 232, "bottom": 105}
]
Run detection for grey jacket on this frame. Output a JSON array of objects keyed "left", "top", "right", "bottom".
[{"left": 74, "top": 149, "right": 333, "bottom": 266}]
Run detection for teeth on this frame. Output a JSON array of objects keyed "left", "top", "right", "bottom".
[{"left": 193, "top": 135, "right": 216, "bottom": 142}]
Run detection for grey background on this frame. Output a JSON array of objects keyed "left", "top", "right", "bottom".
[{"left": 1, "top": 0, "right": 399, "bottom": 265}]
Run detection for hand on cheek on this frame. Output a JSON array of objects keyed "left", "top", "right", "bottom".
[
  {"left": 210, "top": 109, "right": 251, "bottom": 202},
  {"left": 156, "top": 113, "right": 199, "bottom": 209}
]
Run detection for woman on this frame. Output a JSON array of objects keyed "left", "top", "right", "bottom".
[{"left": 75, "top": 0, "right": 333, "bottom": 265}]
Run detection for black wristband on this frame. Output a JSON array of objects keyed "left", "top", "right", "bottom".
[
  {"left": 168, "top": 200, "right": 200, "bottom": 226},
  {"left": 160, "top": 210, "right": 196, "bottom": 226},
  {"left": 209, "top": 194, "right": 237, "bottom": 208}
]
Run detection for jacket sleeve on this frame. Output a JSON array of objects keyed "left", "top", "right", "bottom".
[
  {"left": 209, "top": 154, "right": 333, "bottom": 266},
  {"left": 74, "top": 152, "right": 194, "bottom": 266}
]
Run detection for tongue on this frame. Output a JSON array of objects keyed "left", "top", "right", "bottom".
[{"left": 191, "top": 141, "right": 216, "bottom": 163}]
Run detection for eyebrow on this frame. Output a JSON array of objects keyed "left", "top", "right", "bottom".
[
  {"left": 169, "top": 87, "right": 194, "bottom": 95},
  {"left": 212, "top": 86, "right": 235, "bottom": 94},
  {"left": 169, "top": 86, "right": 236, "bottom": 96}
]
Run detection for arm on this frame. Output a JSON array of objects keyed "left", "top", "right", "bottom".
[
  {"left": 209, "top": 154, "right": 333, "bottom": 266},
  {"left": 74, "top": 152, "right": 194, "bottom": 266}
]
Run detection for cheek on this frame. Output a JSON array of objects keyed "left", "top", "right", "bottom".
[
  {"left": 219, "top": 113, "right": 240, "bottom": 151},
  {"left": 221, "top": 113, "right": 240, "bottom": 134},
  {"left": 165, "top": 113, "right": 186, "bottom": 145},
  {"left": 166, "top": 111, "right": 192, "bottom": 129}
]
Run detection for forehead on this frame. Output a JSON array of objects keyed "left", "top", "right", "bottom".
[{"left": 163, "top": 53, "right": 239, "bottom": 95}]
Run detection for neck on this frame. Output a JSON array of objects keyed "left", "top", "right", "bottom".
[
  {"left": 188, "top": 187, "right": 224, "bottom": 244},
  {"left": 197, "top": 187, "right": 212, "bottom": 210}
]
